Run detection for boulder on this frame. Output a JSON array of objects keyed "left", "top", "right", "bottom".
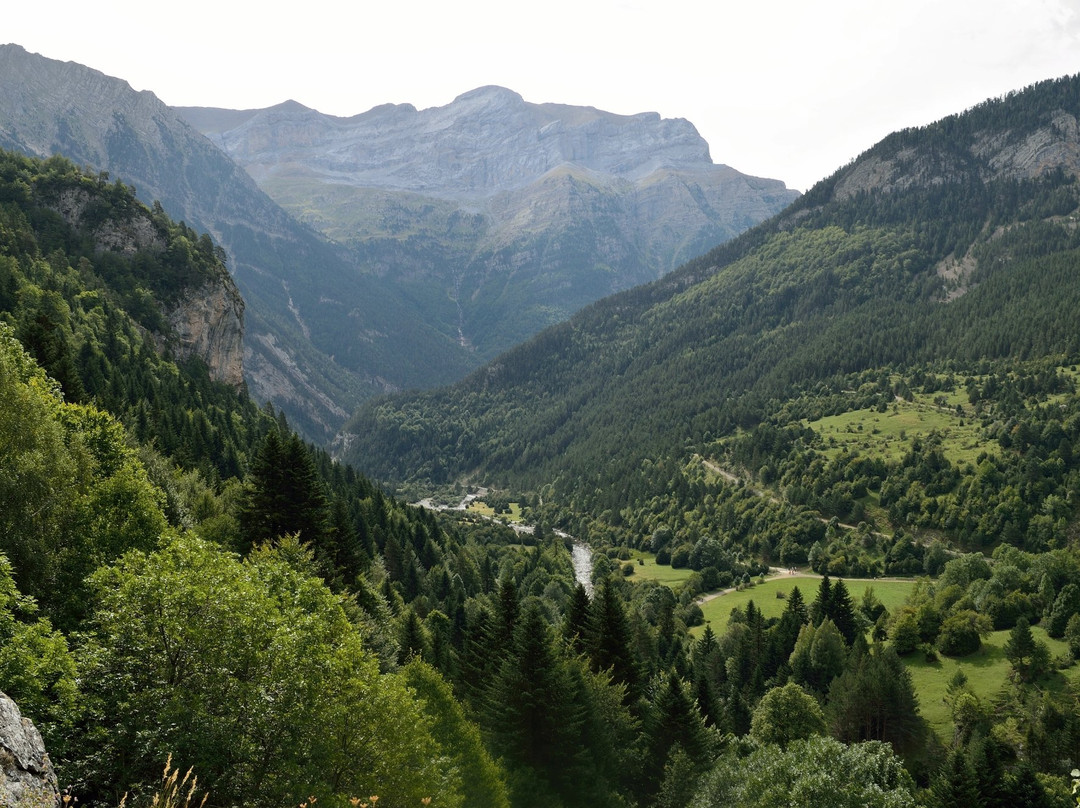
[{"left": 0, "top": 691, "right": 59, "bottom": 808}]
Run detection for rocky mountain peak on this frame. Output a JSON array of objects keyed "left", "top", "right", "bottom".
[{"left": 186, "top": 85, "right": 723, "bottom": 201}]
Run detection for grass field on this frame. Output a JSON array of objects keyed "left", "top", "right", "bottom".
[
  {"left": 693, "top": 575, "right": 917, "bottom": 630},
  {"left": 686, "top": 572, "right": 1080, "bottom": 744},
  {"left": 465, "top": 500, "right": 524, "bottom": 523},
  {"left": 807, "top": 395, "right": 987, "bottom": 467},
  {"left": 907, "top": 624, "right": 1080, "bottom": 742},
  {"left": 622, "top": 550, "right": 696, "bottom": 587}
]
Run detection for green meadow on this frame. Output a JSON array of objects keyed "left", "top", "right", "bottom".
[
  {"left": 685, "top": 572, "right": 1080, "bottom": 744},
  {"left": 622, "top": 549, "right": 697, "bottom": 587},
  {"left": 907, "top": 624, "right": 1080, "bottom": 742},
  {"left": 692, "top": 575, "right": 916, "bottom": 629},
  {"left": 807, "top": 395, "right": 987, "bottom": 467}
]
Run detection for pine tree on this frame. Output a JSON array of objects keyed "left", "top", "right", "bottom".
[
  {"left": 562, "top": 582, "right": 591, "bottom": 655},
  {"left": 587, "top": 578, "right": 641, "bottom": 703},
  {"left": 928, "top": 749, "right": 980, "bottom": 808},
  {"left": 644, "top": 670, "right": 710, "bottom": 798},
  {"left": 1003, "top": 617, "right": 1050, "bottom": 682},
  {"left": 486, "top": 603, "right": 586, "bottom": 803},
  {"left": 828, "top": 579, "right": 860, "bottom": 645},
  {"left": 810, "top": 575, "right": 833, "bottom": 626}
]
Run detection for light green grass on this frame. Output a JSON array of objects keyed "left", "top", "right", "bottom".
[
  {"left": 623, "top": 550, "right": 696, "bottom": 587},
  {"left": 693, "top": 576, "right": 917, "bottom": 634},
  {"left": 904, "top": 624, "right": 1080, "bottom": 743},
  {"left": 808, "top": 397, "right": 987, "bottom": 467},
  {"left": 465, "top": 500, "right": 524, "bottom": 523}
]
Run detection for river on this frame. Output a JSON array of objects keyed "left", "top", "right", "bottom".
[{"left": 569, "top": 539, "right": 594, "bottom": 596}]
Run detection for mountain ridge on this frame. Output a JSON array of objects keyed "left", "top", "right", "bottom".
[
  {"left": 337, "top": 72, "right": 1080, "bottom": 511},
  {"left": 181, "top": 87, "right": 798, "bottom": 359}
]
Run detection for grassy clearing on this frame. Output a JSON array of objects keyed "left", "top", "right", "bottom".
[
  {"left": 904, "top": 624, "right": 1080, "bottom": 743},
  {"left": 808, "top": 396, "right": 987, "bottom": 467},
  {"left": 623, "top": 550, "right": 696, "bottom": 587},
  {"left": 465, "top": 500, "right": 524, "bottom": 523},
  {"left": 693, "top": 576, "right": 917, "bottom": 632}
]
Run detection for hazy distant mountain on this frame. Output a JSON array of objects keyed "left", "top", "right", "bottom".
[
  {"left": 179, "top": 88, "right": 799, "bottom": 358},
  {"left": 0, "top": 43, "right": 473, "bottom": 440}
]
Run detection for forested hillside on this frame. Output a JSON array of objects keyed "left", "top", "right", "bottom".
[
  {"left": 7, "top": 77, "right": 1080, "bottom": 806},
  {"left": 341, "top": 74, "right": 1080, "bottom": 533},
  {"left": 333, "top": 76, "right": 1080, "bottom": 802}
]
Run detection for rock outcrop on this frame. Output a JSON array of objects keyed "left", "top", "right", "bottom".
[
  {"left": 41, "top": 184, "right": 245, "bottom": 389},
  {"left": 0, "top": 691, "right": 59, "bottom": 808},
  {"left": 163, "top": 279, "right": 245, "bottom": 389}
]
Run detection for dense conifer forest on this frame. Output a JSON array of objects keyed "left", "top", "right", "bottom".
[{"left": 5, "top": 76, "right": 1080, "bottom": 808}]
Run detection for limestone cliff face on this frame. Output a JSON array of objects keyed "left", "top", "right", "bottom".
[
  {"left": 0, "top": 691, "right": 59, "bottom": 808},
  {"left": 164, "top": 280, "right": 245, "bottom": 389},
  {"left": 832, "top": 109, "right": 1080, "bottom": 201},
  {"left": 42, "top": 185, "right": 245, "bottom": 389}
]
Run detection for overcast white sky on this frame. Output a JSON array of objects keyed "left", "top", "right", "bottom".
[{"left": 8, "top": 0, "right": 1080, "bottom": 190}]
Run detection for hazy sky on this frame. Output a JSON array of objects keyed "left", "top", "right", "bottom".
[{"left": 8, "top": 0, "right": 1080, "bottom": 190}]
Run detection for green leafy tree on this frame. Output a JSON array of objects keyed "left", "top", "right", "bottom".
[
  {"left": 1048, "top": 583, "right": 1080, "bottom": 638},
  {"left": 0, "top": 553, "right": 79, "bottom": 758},
  {"left": 1065, "top": 612, "right": 1080, "bottom": 660},
  {"left": 690, "top": 735, "right": 916, "bottom": 808},
  {"left": 937, "top": 609, "right": 991, "bottom": 656},
  {"left": 402, "top": 659, "right": 511, "bottom": 808},
  {"left": 74, "top": 534, "right": 457, "bottom": 808},
  {"left": 750, "top": 682, "right": 826, "bottom": 747}
]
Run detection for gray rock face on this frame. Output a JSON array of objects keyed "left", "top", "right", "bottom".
[
  {"left": 162, "top": 280, "right": 246, "bottom": 390},
  {"left": 181, "top": 88, "right": 799, "bottom": 359},
  {"left": 832, "top": 109, "right": 1080, "bottom": 201},
  {"left": 0, "top": 691, "right": 59, "bottom": 808},
  {"left": 199, "top": 86, "right": 716, "bottom": 199}
]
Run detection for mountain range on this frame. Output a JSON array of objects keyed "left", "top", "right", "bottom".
[
  {"left": 0, "top": 43, "right": 796, "bottom": 439},
  {"left": 180, "top": 88, "right": 797, "bottom": 357}
]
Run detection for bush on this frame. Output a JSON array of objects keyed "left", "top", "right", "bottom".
[
  {"left": 937, "top": 610, "right": 988, "bottom": 656},
  {"left": 670, "top": 544, "right": 692, "bottom": 569}
]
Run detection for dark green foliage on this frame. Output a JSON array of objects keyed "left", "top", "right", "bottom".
[
  {"left": 1003, "top": 617, "right": 1051, "bottom": 682},
  {"left": 1047, "top": 582, "right": 1080, "bottom": 638},
  {"left": 486, "top": 603, "right": 586, "bottom": 804},
  {"left": 587, "top": 579, "right": 641, "bottom": 703},
  {"left": 644, "top": 670, "right": 711, "bottom": 797},
  {"left": 691, "top": 735, "right": 916, "bottom": 808},
  {"left": 827, "top": 644, "right": 923, "bottom": 754},
  {"left": 238, "top": 429, "right": 329, "bottom": 552},
  {"left": 927, "top": 749, "right": 980, "bottom": 808}
]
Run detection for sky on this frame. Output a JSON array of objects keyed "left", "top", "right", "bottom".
[{"left": 8, "top": 0, "right": 1080, "bottom": 191}]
